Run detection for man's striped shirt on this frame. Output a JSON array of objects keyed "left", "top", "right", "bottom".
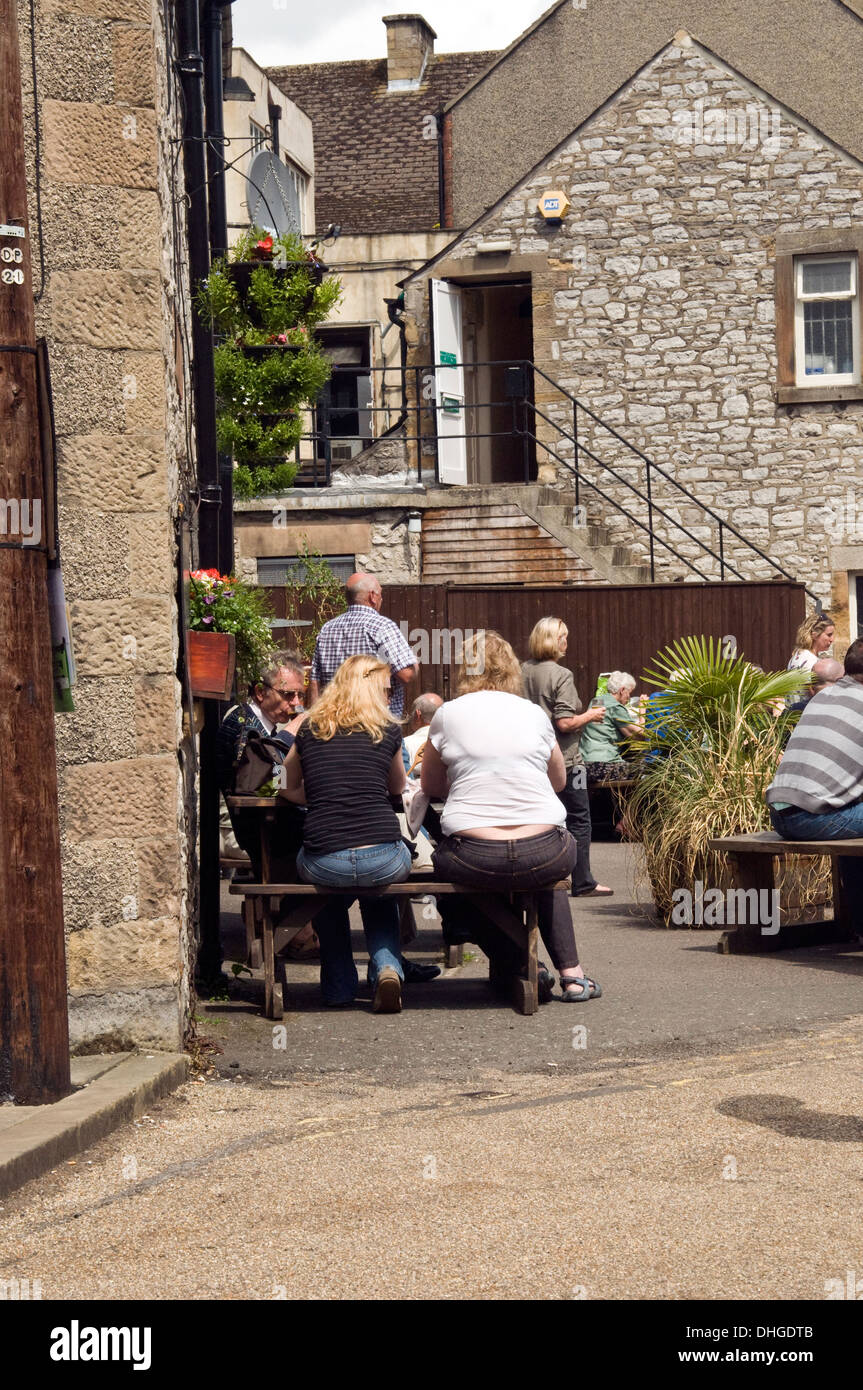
[{"left": 767, "top": 676, "right": 863, "bottom": 812}]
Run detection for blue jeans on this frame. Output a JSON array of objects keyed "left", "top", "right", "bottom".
[
  {"left": 296, "top": 842, "right": 412, "bottom": 1004},
  {"left": 770, "top": 802, "right": 863, "bottom": 930}
]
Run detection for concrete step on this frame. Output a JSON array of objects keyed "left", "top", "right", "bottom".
[{"left": 518, "top": 491, "right": 654, "bottom": 585}]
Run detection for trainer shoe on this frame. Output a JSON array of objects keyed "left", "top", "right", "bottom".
[{"left": 372, "top": 967, "right": 402, "bottom": 1013}]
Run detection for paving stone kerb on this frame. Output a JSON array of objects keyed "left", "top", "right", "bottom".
[{"left": 0, "top": 1053, "right": 188, "bottom": 1200}]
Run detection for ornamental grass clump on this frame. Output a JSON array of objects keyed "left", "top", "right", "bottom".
[
  {"left": 196, "top": 227, "right": 342, "bottom": 484},
  {"left": 622, "top": 635, "right": 825, "bottom": 925},
  {"left": 188, "top": 569, "right": 277, "bottom": 688}
]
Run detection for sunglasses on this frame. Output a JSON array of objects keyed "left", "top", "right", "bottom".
[{"left": 263, "top": 682, "right": 304, "bottom": 699}]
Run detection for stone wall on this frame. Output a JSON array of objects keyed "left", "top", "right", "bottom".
[
  {"left": 19, "top": 0, "right": 196, "bottom": 1050},
  {"left": 234, "top": 500, "right": 420, "bottom": 586},
  {"left": 407, "top": 36, "right": 863, "bottom": 607}
]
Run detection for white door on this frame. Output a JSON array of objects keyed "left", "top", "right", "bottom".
[{"left": 430, "top": 279, "right": 467, "bottom": 485}]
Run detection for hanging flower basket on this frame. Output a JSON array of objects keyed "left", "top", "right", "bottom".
[
  {"left": 224, "top": 261, "right": 327, "bottom": 326},
  {"left": 239, "top": 341, "right": 303, "bottom": 359},
  {"left": 186, "top": 629, "right": 236, "bottom": 700},
  {"left": 225, "top": 260, "right": 326, "bottom": 297},
  {"left": 195, "top": 227, "right": 342, "bottom": 488},
  {"left": 186, "top": 569, "right": 277, "bottom": 691}
]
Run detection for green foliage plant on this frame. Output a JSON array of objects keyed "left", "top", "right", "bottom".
[
  {"left": 283, "top": 544, "right": 347, "bottom": 663},
  {"left": 188, "top": 568, "right": 277, "bottom": 689},
  {"left": 622, "top": 635, "right": 824, "bottom": 925},
  {"left": 195, "top": 226, "right": 342, "bottom": 485}
]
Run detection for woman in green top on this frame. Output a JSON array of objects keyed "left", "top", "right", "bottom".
[{"left": 580, "top": 670, "right": 643, "bottom": 783}]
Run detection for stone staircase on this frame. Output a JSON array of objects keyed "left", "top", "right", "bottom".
[
  {"left": 519, "top": 486, "right": 653, "bottom": 584},
  {"left": 420, "top": 487, "right": 653, "bottom": 585}
]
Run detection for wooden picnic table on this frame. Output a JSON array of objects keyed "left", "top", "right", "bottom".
[
  {"left": 708, "top": 830, "right": 863, "bottom": 954},
  {"left": 229, "top": 872, "right": 568, "bottom": 1019}
]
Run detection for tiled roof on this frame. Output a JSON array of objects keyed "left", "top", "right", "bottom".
[{"left": 269, "top": 52, "right": 497, "bottom": 235}]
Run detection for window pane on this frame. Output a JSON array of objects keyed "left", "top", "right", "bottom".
[
  {"left": 803, "top": 299, "right": 853, "bottom": 375},
  {"left": 801, "top": 259, "right": 851, "bottom": 296},
  {"left": 258, "top": 556, "right": 355, "bottom": 586}
]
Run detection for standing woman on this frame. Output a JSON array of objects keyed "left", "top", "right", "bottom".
[
  {"left": 278, "top": 655, "right": 411, "bottom": 1013},
  {"left": 421, "top": 631, "right": 601, "bottom": 1002},
  {"left": 522, "top": 617, "right": 613, "bottom": 899},
  {"left": 788, "top": 613, "right": 835, "bottom": 673}
]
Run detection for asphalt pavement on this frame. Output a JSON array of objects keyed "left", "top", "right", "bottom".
[{"left": 2, "top": 842, "right": 862, "bottom": 1302}]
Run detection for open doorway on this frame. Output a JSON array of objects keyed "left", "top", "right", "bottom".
[{"left": 431, "top": 277, "right": 535, "bottom": 485}]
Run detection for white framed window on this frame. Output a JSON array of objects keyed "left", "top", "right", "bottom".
[
  {"left": 285, "top": 160, "right": 308, "bottom": 230},
  {"left": 249, "top": 119, "right": 268, "bottom": 157},
  {"left": 850, "top": 572, "right": 863, "bottom": 641},
  {"left": 258, "top": 555, "right": 355, "bottom": 587},
  {"left": 794, "top": 253, "right": 860, "bottom": 387}
]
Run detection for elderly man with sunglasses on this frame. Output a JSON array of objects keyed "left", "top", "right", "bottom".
[{"left": 217, "top": 653, "right": 308, "bottom": 879}]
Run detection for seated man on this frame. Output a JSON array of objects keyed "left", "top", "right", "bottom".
[
  {"left": 403, "top": 692, "right": 443, "bottom": 775},
  {"left": 788, "top": 657, "right": 844, "bottom": 714},
  {"left": 766, "top": 638, "right": 863, "bottom": 926},
  {"left": 216, "top": 653, "right": 307, "bottom": 881}
]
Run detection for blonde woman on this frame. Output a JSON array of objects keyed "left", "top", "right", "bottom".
[
  {"left": 279, "top": 654, "right": 411, "bottom": 1012},
  {"left": 421, "top": 631, "right": 601, "bottom": 1003},
  {"left": 788, "top": 613, "right": 835, "bottom": 673},
  {"left": 522, "top": 617, "right": 613, "bottom": 898}
]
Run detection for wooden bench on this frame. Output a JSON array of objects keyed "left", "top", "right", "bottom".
[
  {"left": 228, "top": 873, "right": 569, "bottom": 1019},
  {"left": 708, "top": 830, "right": 863, "bottom": 954}
]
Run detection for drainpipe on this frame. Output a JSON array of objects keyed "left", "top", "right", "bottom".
[
  {"left": 384, "top": 292, "right": 408, "bottom": 430},
  {"left": 202, "top": 0, "right": 235, "bottom": 580},
  {"left": 177, "top": 0, "right": 224, "bottom": 987},
  {"left": 436, "top": 109, "right": 446, "bottom": 228},
  {"left": 268, "top": 102, "right": 281, "bottom": 159}
]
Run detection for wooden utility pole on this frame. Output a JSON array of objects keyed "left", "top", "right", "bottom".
[{"left": 0, "top": 0, "right": 71, "bottom": 1103}]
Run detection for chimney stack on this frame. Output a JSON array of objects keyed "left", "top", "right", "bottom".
[{"left": 383, "top": 14, "right": 436, "bottom": 91}]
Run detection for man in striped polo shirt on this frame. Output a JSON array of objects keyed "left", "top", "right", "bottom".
[
  {"left": 767, "top": 637, "right": 863, "bottom": 918},
  {"left": 309, "top": 572, "right": 418, "bottom": 719}
]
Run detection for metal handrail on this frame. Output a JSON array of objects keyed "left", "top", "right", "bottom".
[
  {"left": 528, "top": 399, "right": 751, "bottom": 584},
  {"left": 288, "top": 358, "right": 815, "bottom": 600},
  {"left": 530, "top": 362, "right": 817, "bottom": 599}
]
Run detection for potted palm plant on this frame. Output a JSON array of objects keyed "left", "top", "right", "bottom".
[{"left": 623, "top": 635, "right": 821, "bottom": 924}]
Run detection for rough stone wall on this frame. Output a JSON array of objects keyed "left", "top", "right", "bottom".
[
  {"left": 235, "top": 505, "right": 420, "bottom": 586},
  {"left": 19, "top": 0, "right": 196, "bottom": 1050},
  {"left": 408, "top": 37, "right": 863, "bottom": 604}
]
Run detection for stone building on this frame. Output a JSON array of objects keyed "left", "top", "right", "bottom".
[
  {"left": 242, "top": 2, "right": 863, "bottom": 640},
  {"left": 18, "top": 0, "right": 197, "bottom": 1050},
  {"left": 232, "top": 15, "right": 495, "bottom": 590}
]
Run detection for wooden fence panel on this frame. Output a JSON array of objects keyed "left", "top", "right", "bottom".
[
  {"left": 268, "top": 579, "right": 807, "bottom": 707},
  {"left": 393, "top": 580, "right": 807, "bottom": 703}
]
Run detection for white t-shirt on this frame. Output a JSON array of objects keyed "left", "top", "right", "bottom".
[
  {"left": 428, "top": 690, "right": 565, "bottom": 835},
  {"left": 403, "top": 726, "right": 430, "bottom": 769}
]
